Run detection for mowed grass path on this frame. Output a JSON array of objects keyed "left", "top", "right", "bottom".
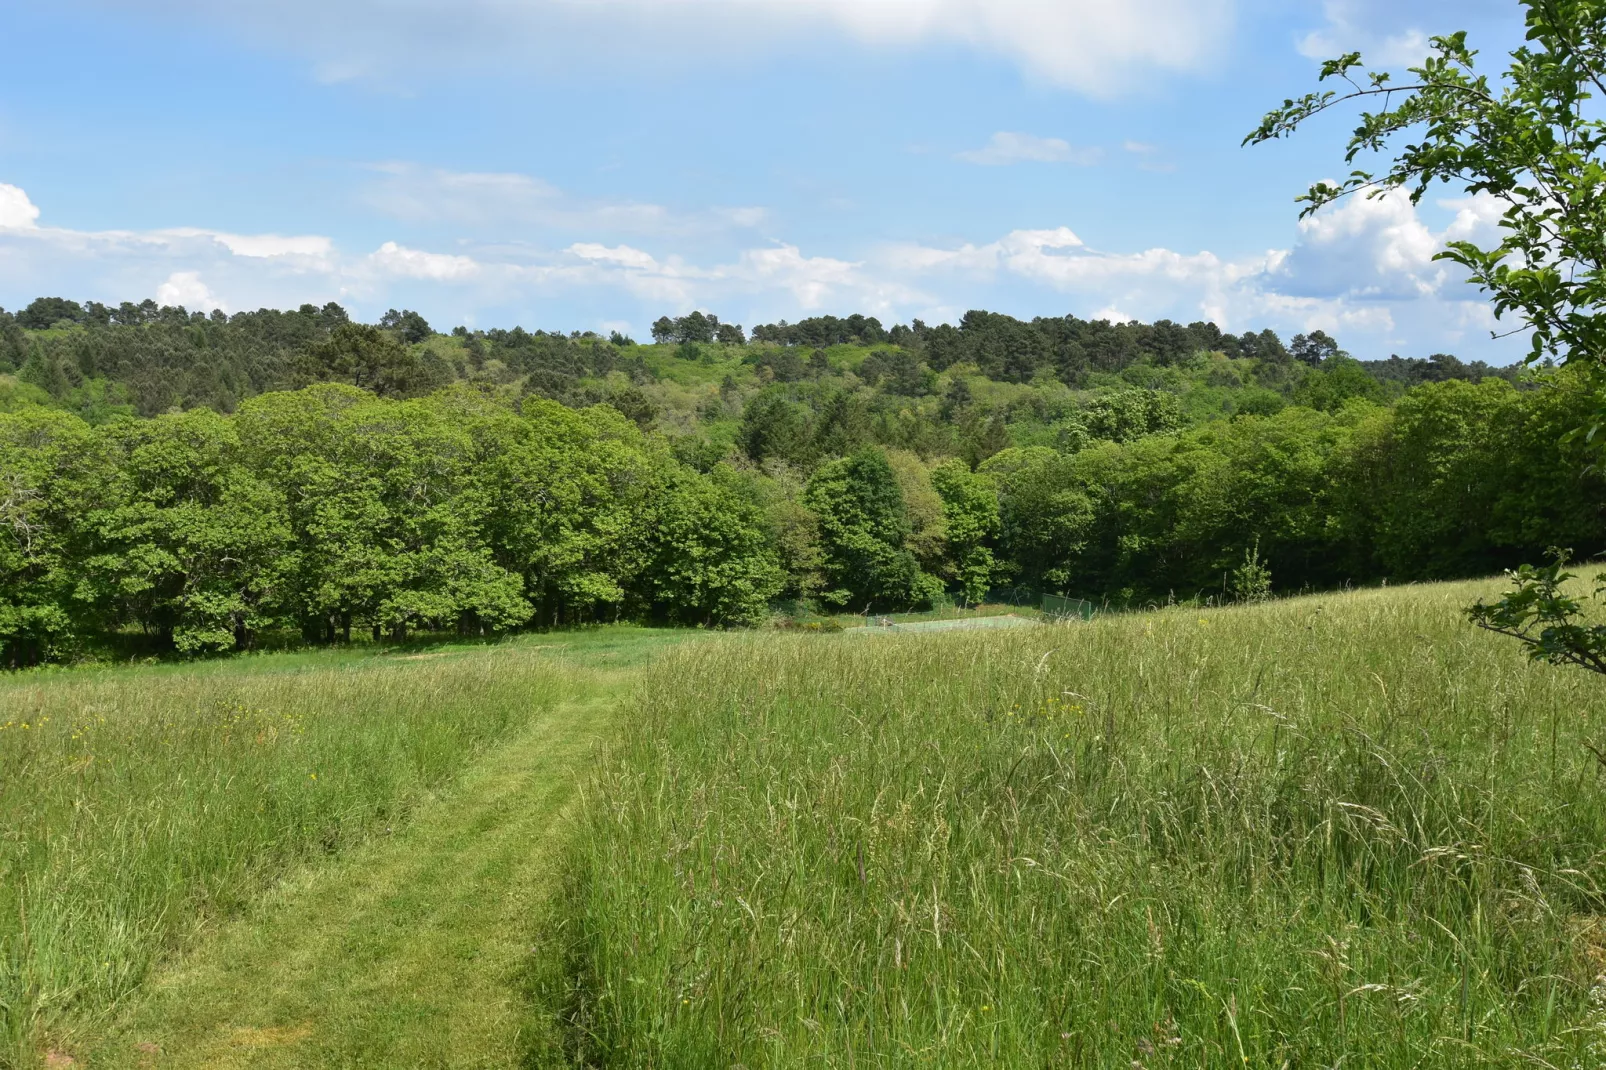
[
  {"left": 0, "top": 627, "right": 683, "bottom": 1069},
  {"left": 83, "top": 692, "right": 611, "bottom": 1069}
]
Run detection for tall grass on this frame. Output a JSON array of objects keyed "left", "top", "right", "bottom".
[
  {"left": 555, "top": 581, "right": 1606, "bottom": 1066},
  {"left": 0, "top": 644, "right": 582, "bottom": 1065}
]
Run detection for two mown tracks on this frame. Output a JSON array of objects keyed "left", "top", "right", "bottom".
[{"left": 82, "top": 694, "right": 614, "bottom": 1070}]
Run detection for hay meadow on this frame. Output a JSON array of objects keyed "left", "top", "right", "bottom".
[
  {"left": 546, "top": 579, "right": 1606, "bottom": 1067},
  {"left": 6, "top": 582, "right": 1606, "bottom": 1067}
]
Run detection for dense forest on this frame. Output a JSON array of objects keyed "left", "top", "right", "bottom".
[{"left": 0, "top": 295, "right": 1595, "bottom": 665}]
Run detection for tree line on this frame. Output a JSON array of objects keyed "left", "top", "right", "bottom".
[
  {"left": 0, "top": 385, "right": 786, "bottom": 665},
  {"left": 2, "top": 295, "right": 1585, "bottom": 664}
]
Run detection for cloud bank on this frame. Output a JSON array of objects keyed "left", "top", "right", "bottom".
[{"left": 0, "top": 180, "right": 1520, "bottom": 361}]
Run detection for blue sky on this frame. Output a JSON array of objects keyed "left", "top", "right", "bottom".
[{"left": 0, "top": 0, "right": 1531, "bottom": 361}]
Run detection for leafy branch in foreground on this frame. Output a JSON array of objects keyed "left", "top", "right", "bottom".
[
  {"left": 1247, "top": 0, "right": 1606, "bottom": 378},
  {"left": 1468, "top": 551, "right": 1606, "bottom": 675},
  {"left": 1252, "top": 0, "right": 1606, "bottom": 672}
]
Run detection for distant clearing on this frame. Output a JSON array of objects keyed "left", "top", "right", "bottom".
[{"left": 845, "top": 613, "right": 1043, "bottom": 634}]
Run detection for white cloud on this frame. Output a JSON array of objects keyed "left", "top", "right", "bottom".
[
  {"left": 559, "top": 240, "right": 920, "bottom": 313},
  {"left": 566, "top": 243, "right": 657, "bottom": 270},
  {"left": 1297, "top": 1, "right": 1432, "bottom": 67},
  {"left": 209, "top": 232, "right": 333, "bottom": 259},
  {"left": 739, "top": 244, "right": 870, "bottom": 309},
  {"left": 0, "top": 178, "right": 1527, "bottom": 362},
  {"left": 369, "top": 241, "right": 480, "bottom": 281},
  {"left": 956, "top": 132, "right": 1102, "bottom": 167},
  {"left": 98, "top": 0, "right": 1235, "bottom": 94},
  {"left": 878, "top": 189, "right": 1520, "bottom": 356},
  {"left": 0, "top": 184, "right": 40, "bottom": 230},
  {"left": 155, "top": 271, "right": 225, "bottom": 312}
]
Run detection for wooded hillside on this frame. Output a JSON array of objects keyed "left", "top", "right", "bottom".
[{"left": 1, "top": 297, "right": 1590, "bottom": 664}]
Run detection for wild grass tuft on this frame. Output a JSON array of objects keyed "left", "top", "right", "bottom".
[{"left": 556, "top": 581, "right": 1606, "bottom": 1066}]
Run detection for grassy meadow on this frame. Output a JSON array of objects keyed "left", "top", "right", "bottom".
[
  {"left": 9, "top": 581, "right": 1606, "bottom": 1068},
  {"left": 0, "top": 627, "right": 680, "bottom": 1067},
  {"left": 548, "top": 580, "right": 1606, "bottom": 1067}
]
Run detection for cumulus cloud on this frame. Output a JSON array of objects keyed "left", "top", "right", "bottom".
[
  {"left": 0, "top": 184, "right": 41, "bottom": 230},
  {"left": 95, "top": 0, "right": 1235, "bottom": 94},
  {"left": 369, "top": 241, "right": 480, "bottom": 281},
  {"left": 558, "top": 240, "right": 918, "bottom": 313},
  {"left": 206, "top": 232, "right": 333, "bottom": 260},
  {"left": 956, "top": 133, "right": 1101, "bottom": 167},
  {"left": 0, "top": 183, "right": 369, "bottom": 313},
  {"left": 155, "top": 271, "right": 225, "bottom": 312}
]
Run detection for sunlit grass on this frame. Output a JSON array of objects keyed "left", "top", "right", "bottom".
[{"left": 552, "top": 580, "right": 1606, "bottom": 1066}]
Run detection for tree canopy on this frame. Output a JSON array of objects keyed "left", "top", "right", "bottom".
[{"left": 0, "top": 291, "right": 1585, "bottom": 665}]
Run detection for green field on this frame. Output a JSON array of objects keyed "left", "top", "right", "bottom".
[
  {"left": 5, "top": 582, "right": 1606, "bottom": 1067},
  {"left": 551, "top": 579, "right": 1606, "bottom": 1067}
]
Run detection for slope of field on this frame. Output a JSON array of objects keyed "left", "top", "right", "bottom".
[
  {"left": 551, "top": 580, "right": 1606, "bottom": 1067},
  {"left": 0, "top": 628, "right": 681, "bottom": 1069}
]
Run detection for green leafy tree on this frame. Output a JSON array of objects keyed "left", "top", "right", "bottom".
[
  {"left": 811, "top": 389, "right": 873, "bottom": 459},
  {"left": 297, "top": 322, "right": 447, "bottom": 397},
  {"left": 1247, "top": 4, "right": 1606, "bottom": 380},
  {"left": 1230, "top": 538, "right": 1274, "bottom": 603},
  {"left": 309, "top": 396, "right": 527, "bottom": 641},
  {"left": 17, "top": 297, "right": 85, "bottom": 330},
  {"left": 884, "top": 450, "right": 948, "bottom": 578},
  {"left": 83, "top": 410, "right": 291, "bottom": 652},
  {"left": 18, "top": 343, "right": 70, "bottom": 399},
  {"left": 379, "top": 308, "right": 433, "bottom": 344},
  {"left": 979, "top": 447, "right": 1095, "bottom": 592},
  {"left": 640, "top": 466, "right": 784, "bottom": 625},
  {"left": 0, "top": 409, "right": 111, "bottom": 664},
  {"left": 931, "top": 459, "right": 1001, "bottom": 603},
  {"left": 805, "top": 448, "right": 937, "bottom": 610},
  {"left": 1289, "top": 330, "right": 1342, "bottom": 367},
  {"left": 1081, "top": 390, "right": 1184, "bottom": 442},
  {"left": 1291, "top": 355, "right": 1388, "bottom": 412},
  {"left": 0, "top": 377, "right": 53, "bottom": 413},
  {"left": 1469, "top": 552, "right": 1606, "bottom": 672},
  {"left": 959, "top": 411, "right": 1011, "bottom": 468},
  {"left": 473, "top": 397, "right": 659, "bottom": 624}
]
